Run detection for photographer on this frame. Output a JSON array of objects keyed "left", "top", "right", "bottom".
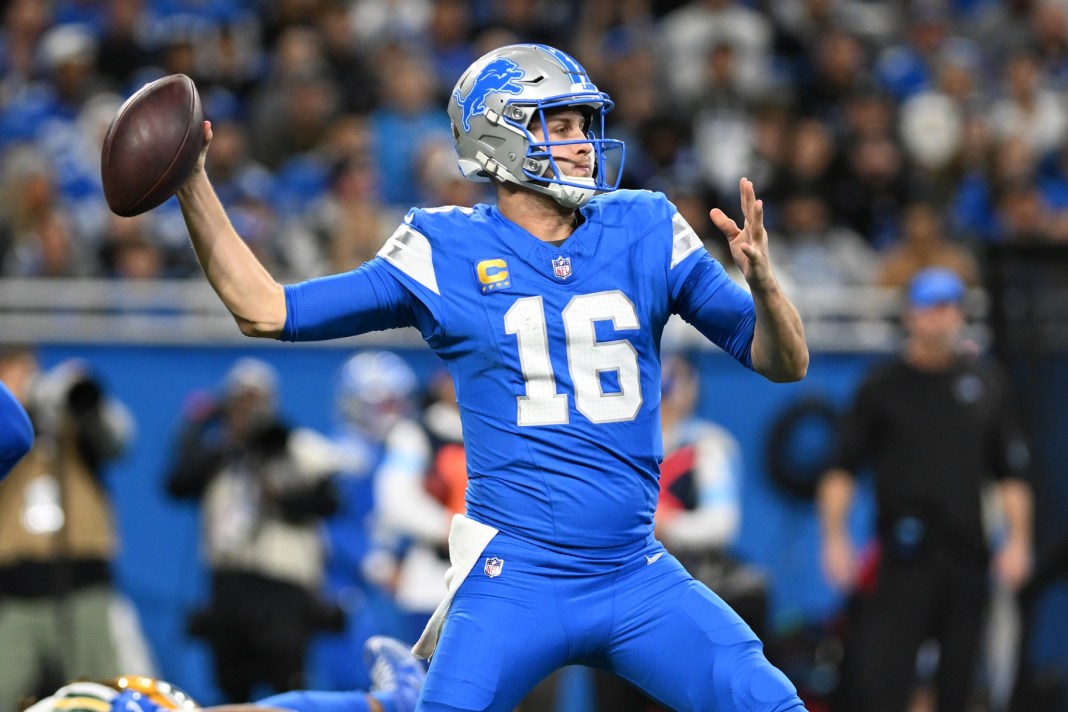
[
  {"left": 166, "top": 358, "right": 342, "bottom": 703},
  {"left": 0, "top": 348, "right": 135, "bottom": 711}
]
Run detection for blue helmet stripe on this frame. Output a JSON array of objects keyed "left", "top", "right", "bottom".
[{"left": 530, "top": 44, "right": 588, "bottom": 85}]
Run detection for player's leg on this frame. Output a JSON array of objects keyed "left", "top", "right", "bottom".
[
  {"left": 418, "top": 539, "right": 569, "bottom": 712},
  {"left": 603, "top": 547, "right": 803, "bottom": 712}
]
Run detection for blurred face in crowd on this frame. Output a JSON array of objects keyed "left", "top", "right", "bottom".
[
  {"left": 901, "top": 202, "right": 941, "bottom": 246},
  {"left": 905, "top": 301, "right": 965, "bottom": 352}
]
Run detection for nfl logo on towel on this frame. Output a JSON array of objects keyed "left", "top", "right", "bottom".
[
  {"left": 484, "top": 556, "right": 504, "bottom": 578},
  {"left": 552, "top": 255, "right": 571, "bottom": 280}
]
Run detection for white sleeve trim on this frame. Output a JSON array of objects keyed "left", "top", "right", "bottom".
[
  {"left": 378, "top": 223, "right": 440, "bottom": 295},
  {"left": 670, "top": 212, "right": 703, "bottom": 269}
]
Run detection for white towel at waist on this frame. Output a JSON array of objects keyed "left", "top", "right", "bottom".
[{"left": 412, "top": 513, "right": 499, "bottom": 660}]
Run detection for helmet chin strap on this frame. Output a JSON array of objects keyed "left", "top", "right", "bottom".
[
  {"left": 545, "top": 177, "right": 597, "bottom": 209},
  {"left": 483, "top": 159, "right": 597, "bottom": 209}
]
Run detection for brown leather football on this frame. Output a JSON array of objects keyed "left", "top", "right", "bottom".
[{"left": 100, "top": 74, "right": 203, "bottom": 217}]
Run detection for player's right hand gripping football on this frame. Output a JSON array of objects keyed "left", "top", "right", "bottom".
[
  {"left": 709, "top": 178, "right": 775, "bottom": 290},
  {"left": 187, "top": 121, "right": 213, "bottom": 182}
]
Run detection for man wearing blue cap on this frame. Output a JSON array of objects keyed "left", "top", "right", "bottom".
[{"left": 816, "top": 268, "right": 1034, "bottom": 712}]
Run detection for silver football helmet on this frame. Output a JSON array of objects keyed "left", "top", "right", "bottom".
[{"left": 448, "top": 44, "right": 625, "bottom": 209}]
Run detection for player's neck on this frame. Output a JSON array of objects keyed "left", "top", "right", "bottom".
[{"left": 497, "top": 184, "right": 579, "bottom": 244}]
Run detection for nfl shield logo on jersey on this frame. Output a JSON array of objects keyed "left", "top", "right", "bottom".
[
  {"left": 552, "top": 255, "right": 572, "bottom": 280},
  {"left": 484, "top": 556, "right": 504, "bottom": 578}
]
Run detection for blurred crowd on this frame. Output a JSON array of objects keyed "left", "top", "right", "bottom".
[{"left": 1, "top": 0, "right": 1067, "bottom": 290}]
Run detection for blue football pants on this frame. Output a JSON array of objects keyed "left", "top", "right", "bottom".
[{"left": 418, "top": 533, "right": 805, "bottom": 711}]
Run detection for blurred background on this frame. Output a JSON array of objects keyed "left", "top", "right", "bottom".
[{"left": 0, "top": 0, "right": 1067, "bottom": 710}]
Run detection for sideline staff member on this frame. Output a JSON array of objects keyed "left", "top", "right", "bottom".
[{"left": 817, "top": 267, "right": 1033, "bottom": 712}]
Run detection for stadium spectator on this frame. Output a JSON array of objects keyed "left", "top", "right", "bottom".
[
  {"left": 312, "top": 1, "right": 378, "bottom": 115},
  {"left": 989, "top": 48, "right": 1068, "bottom": 160},
  {"left": 0, "top": 1, "right": 1066, "bottom": 277},
  {"left": 95, "top": 0, "right": 154, "bottom": 87},
  {"left": 817, "top": 268, "right": 1034, "bottom": 712},
  {"left": 773, "top": 187, "right": 877, "bottom": 289},
  {"left": 0, "top": 145, "right": 86, "bottom": 277},
  {"left": 658, "top": 0, "right": 774, "bottom": 108},
  {"left": 367, "top": 47, "right": 452, "bottom": 209},
  {"left": 875, "top": 198, "right": 980, "bottom": 289},
  {"left": 166, "top": 358, "right": 341, "bottom": 703}
]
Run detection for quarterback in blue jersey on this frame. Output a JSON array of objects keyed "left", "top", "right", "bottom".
[
  {"left": 0, "top": 378, "right": 33, "bottom": 479},
  {"left": 176, "top": 44, "right": 808, "bottom": 712}
]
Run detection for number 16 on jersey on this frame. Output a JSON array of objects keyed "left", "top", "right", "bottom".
[{"left": 504, "top": 290, "right": 643, "bottom": 427}]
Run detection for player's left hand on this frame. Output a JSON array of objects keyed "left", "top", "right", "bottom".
[{"left": 710, "top": 178, "right": 774, "bottom": 290}]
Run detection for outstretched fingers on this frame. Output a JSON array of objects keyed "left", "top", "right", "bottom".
[
  {"left": 740, "top": 177, "right": 754, "bottom": 219},
  {"left": 741, "top": 177, "right": 767, "bottom": 243},
  {"left": 709, "top": 207, "right": 740, "bottom": 238}
]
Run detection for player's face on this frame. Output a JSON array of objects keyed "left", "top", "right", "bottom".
[{"left": 531, "top": 109, "right": 593, "bottom": 178}]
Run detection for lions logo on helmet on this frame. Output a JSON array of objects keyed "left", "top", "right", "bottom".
[
  {"left": 454, "top": 57, "right": 525, "bottom": 133},
  {"left": 448, "top": 44, "right": 626, "bottom": 209}
]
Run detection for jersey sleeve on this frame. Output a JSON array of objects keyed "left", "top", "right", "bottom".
[
  {"left": 0, "top": 379, "right": 32, "bottom": 478},
  {"left": 373, "top": 209, "right": 452, "bottom": 345},
  {"left": 663, "top": 203, "right": 755, "bottom": 367},
  {"left": 280, "top": 259, "right": 431, "bottom": 342}
]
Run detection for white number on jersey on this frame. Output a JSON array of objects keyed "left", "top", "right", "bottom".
[{"left": 505, "top": 291, "right": 642, "bottom": 426}]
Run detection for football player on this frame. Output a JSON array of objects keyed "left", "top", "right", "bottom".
[{"left": 176, "top": 44, "right": 808, "bottom": 711}]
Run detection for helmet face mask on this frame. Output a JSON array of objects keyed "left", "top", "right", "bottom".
[{"left": 449, "top": 44, "right": 625, "bottom": 209}]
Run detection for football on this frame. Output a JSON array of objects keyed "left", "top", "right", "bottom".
[{"left": 100, "top": 74, "right": 204, "bottom": 217}]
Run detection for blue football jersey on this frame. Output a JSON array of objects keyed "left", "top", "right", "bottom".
[{"left": 370, "top": 190, "right": 755, "bottom": 557}]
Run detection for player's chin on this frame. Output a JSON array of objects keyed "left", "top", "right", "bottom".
[{"left": 560, "top": 168, "right": 593, "bottom": 180}]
